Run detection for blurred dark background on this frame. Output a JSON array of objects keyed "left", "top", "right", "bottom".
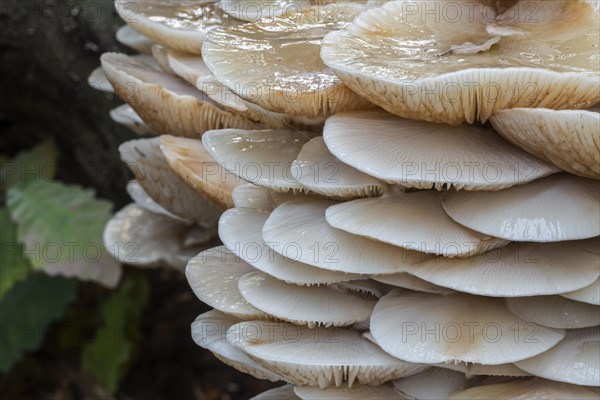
[{"left": 0, "top": 1, "right": 276, "bottom": 398}]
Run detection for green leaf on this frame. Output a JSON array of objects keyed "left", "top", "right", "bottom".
[
  {"left": 7, "top": 180, "right": 122, "bottom": 288},
  {"left": 0, "top": 139, "right": 59, "bottom": 191},
  {"left": 0, "top": 273, "right": 78, "bottom": 372},
  {"left": 81, "top": 270, "right": 149, "bottom": 394},
  {"left": 0, "top": 209, "right": 32, "bottom": 298}
]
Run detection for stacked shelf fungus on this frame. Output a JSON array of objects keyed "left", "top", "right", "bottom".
[{"left": 92, "top": 0, "right": 600, "bottom": 398}]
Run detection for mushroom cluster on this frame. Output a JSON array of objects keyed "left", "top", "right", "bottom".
[{"left": 92, "top": 0, "right": 600, "bottom": 398}]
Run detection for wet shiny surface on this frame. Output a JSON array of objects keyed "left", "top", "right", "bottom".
[{"left": 323, "top": 1, "right": 600, "bottom": 81}]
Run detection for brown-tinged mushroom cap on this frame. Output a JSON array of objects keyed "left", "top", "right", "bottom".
[
  {"left": 404, "top": 239, "right": 600, "bottom": 297},
  {"left": 291, "top": 137, "right": 387, "bottom": 199},
  {"left": 116, "top": 24, "right": 154, "bottom": 54},
  {"left": 227, "top": 320, "right": 428, "bottom": 388},
  {"left": 442, "top": 174, "right": 600, "bottom": 242},
  {"left": 185, "top": 246, "right": 269, "bottom": 319},
  {"left": 103, "top": 204, "right": 209, "bottom": 271},
  {"left": 219, "top": 208, "right": 360, "bottom": 285},
  {"left": 326, "top": 190, "right": 508, "bottom": 258},
  {"left": 201, "top": 3, "right": 373, "bottom": 119},
  {"left": 323, "top": 110, "right": 558, "bottom": 191},
  {"left": 238, "top": 271, "right": 376, "bottom": 328},
  {"left": 110, "top": 104, "right": 155, "bottom": 136},
  {"left": 167, "top": 49, "right": 320, "bottom": 129},
  {"left": 294, "top": 382, "right": 406, "bottom": 399},
  {"left": 562, "top": 278, "right": 600, "bottom": 306},
  {"left": 191, "top": 310, "right": 283, "bottom": 382},
  {"left": 449, "top": 378, "right": 599, "bottom": 400},
  {"left": 490, "top": 108, "right": 600, "bottom": 179},
  {"left": 203, "top": 128, "right": 314, "bottom": 193},
  {"left": 119, "top": 137, "right": 220, "bottom": 226},
  {"left": 159, "top": 135, "right": 243, "bottom": 210},
  {"left": 262, "top": 199, "right": 429, "bottom": 274},
  {"left": 115, "top": 0, "right": 240, "bottom": 54},
  {"left": 506, "top": 295, "right": 600, "bottom": 329},
  {"left": 371, "top": 290, "right": 565, "bottom": 365},
  {"left": 515, "top": 327, "right": 600, "bottom": 386},
  {"left": 101, "top": 52, "right": 258, "bottom": 138},
  {"left": 321, "top": 1, "right": 600, "bottom": 125}
]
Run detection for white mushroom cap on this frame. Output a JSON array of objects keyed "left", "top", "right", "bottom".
[
  {"left": 101, "top": 52, "right": 257, "bottom": 138},
  {"left": 449, "top": 378, "right": 599, "bottom": 400},
  {"left": 103, "top": 204, "right": 207, "bottom": 271},
  {"left": 294, "top": 383, "right": 406, "bottom": 399},
  {"left": 191, "top": 310, "right": 283, "bottom": 382},
  {"left": 506, "top": 296, "right": 600, "bottom": 329},
  {"left": 334, "top": 280, "right": 392, "bottom": 300},
  {"left": 238, "top": 271, "right": 376, "bottom": 328},
  {"left": 219, "top": 0, "right": 312, "bottom": 22},
  {"left": 252, "top": 385, "right": 300, "bottom": 399},
  {"left": 514, "top": 328, "right": 599, "bottom": 386},
  {"left": 167, "top": 49, "right": 318, "bottom": 129},
  {"left": 291, "top": 137, "right": 387, "bottom": 199},
  {"left": 227, "top": 321, "right": 428, "bottom": 388},
  {"left": 203, "top": 128, "right": 314, "bottom": 193},
  {"left": 110, "top": 104, "right": 155, "bottom": 136},
  {"left": 562, "top": 278, "right": 600, "bottom": 306},
  {"left": 371, "top": 290, "right": 565, "bottom": 365},
  {"left": 321, "top": 1, "right": 600, "bottom": 125},
  {"left": 185, "top": 246, "right": 269, "bottom": 319},
  {"left": 490, "top": 108, "right": 600, "bottom": 179},
  {"left": 232, "top": 183, "right": 301, "bottom": 212},
  {"left": 150, "top": 44, "right": 176, "bottom": 75},
  {"left": 219, "top": 207, "right": 360, "bottom": 285},
  {"left": 435, "top": 362, "right": 530, "bottom": 378},
  {"left": 119, "top": 137, "right": 219, "bottom": 226},
  {"left": 404, "top": 239, "right": 600, "bottom": 297},
  {"left": 115, "top": 0, "right": 239, "bottom": 54},
  {"left": 442, "top": 174, "right": 600, "bottom": 242},
  {"left": 372, "top": 273, "right": 454, "bottom": 295},
  {"left": 88, "top": 66, "right": 114, "bottom": 92},
  {"left": 159, "top": 135, "right": 243, "bottom": 210},
  {"left": 126, "top": 180, "right": 187, "bottom": 222},
  {"left": 262, "top": 199, "right": 429, "bottom": 274},
  {"left": 326, "top": 190, "right": 508, "bottom": 258},
  {"left": 201, "top": 4, "right": 373, "bottom": 119},
  {"left": 392, "top": 368, "right": 468, "bottom": 400},
  {"left": 116, "top": 24, "right": 154, "bottom": 54},
  {"left": 323, "top": 110, "right": 558, "bottom": 191}
]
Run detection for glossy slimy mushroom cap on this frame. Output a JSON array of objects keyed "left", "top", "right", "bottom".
[
  {"left": 515, "top": 328, "right": 600, "bottom": 386},
  {"left": 202, "top": 3, "right": 373, "bottom": 119},
  {"left": 449, "top": 378, "right": 599, "bottom": 399},
  {"left": 262, "top": 199, "right": 429, "bottom": 274},
  {"left": 227, "top": 320, "right": 428, "bottom": 388},
  {"left": 191, "top": 310, "right": 283, "bottom": 381},
  {"left": 238, "top": 271, "right": 375, "bottom": 328},
  {"left": 219, "top": 207, "right": 360, "bottom": 285},
  {"left": 291, "top": 137, "right": 386, "bottom": 199},
  {"left": 442, "top": 174, "right": 600, "bottom": 242},
  {"left": 186, "top": 246, "right": 268, "bottom": 319},
  {"left": 326, "top": 190, "right": 508, "bottom": 258},
  {"left": 323, "top": 110, "right": 558, "bottom": 191},
  {"left": 371, "top": 290, "right": 565, "bottom": 365},
  {"left": 115, "top": 0, "right": 239, "bottom": 54},
  {"left": 321, "top": 0, "right": 600, "bottom": 124}
]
